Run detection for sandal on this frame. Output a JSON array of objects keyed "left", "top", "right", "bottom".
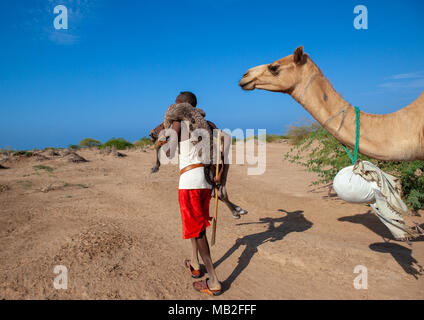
[
  {"left": 193, "top": 278, "right": 222, "bottom": 296},
  {"left": 184, "top": 260, "right": 202, "bottom": 279}
]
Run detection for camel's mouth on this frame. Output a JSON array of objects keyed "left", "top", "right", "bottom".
[
  {"left": 239, "top": 78, "right": 255, "bottom": 91},
  {"left": 240, "top": 65, "right": 267, "bottom": 90}
]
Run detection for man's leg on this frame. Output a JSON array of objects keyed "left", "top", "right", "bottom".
[
  {"left": 190, "top": 238, "right": 200, "bottom": 270},
  {"left": 195, "top": 230, "right": 221, "bottom": 290}
]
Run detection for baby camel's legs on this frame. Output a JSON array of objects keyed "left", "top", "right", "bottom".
[{"left": 217, "top": 186, "right": 248, "bottom": 218}]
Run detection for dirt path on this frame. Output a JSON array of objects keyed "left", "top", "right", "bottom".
[{"left": 0, "top": 142, "right": 423, "bottom": 299}]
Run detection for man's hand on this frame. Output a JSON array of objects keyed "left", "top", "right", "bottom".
[
  {"left": 213, "top": 176, "right": 221, "bottom": 186},
  {"left": 213, "top": 163, "right": 224, "bottom": 187}
]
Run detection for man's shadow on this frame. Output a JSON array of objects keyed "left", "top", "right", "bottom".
[
  {"left": 369, "top": 242, "right": 423, "bottom": 279},
  {"left": 214, "top": 209, "right": 313, "bottom": 291}
]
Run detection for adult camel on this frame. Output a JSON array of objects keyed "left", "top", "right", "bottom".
[{"left": 239, "top": 46, "right": 424, "bottom": 161}]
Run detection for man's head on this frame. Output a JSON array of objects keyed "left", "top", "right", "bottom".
[{"left": 176, "top": 91, "right": 197, "bottom": 107}]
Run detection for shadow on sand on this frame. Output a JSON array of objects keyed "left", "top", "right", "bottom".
[
  {"left": 339, "top": 210, "right": 424, "bottom": 278},
  {"left": 338, "top": 210, "right": 394, "bottom": 240},
  {"left": 369, "top": 242, "right": 423, "bottom": 279},
  {"left": 339, "top": 210, "right": 424, "bottom": 242},
  {"left": 214, "top": 209, "right": 313, "bottom": 292}
]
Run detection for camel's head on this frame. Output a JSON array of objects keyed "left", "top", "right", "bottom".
[{"left": 239, "top": 46, "right": 309, "bottom": 93}]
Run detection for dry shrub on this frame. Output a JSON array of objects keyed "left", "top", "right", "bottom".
[{"left": 286, "top": 119, "right": 320, "bottom": 145}]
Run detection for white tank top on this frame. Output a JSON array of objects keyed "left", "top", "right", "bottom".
[{"left": 179, "top": 139, "right": 212, "bottom": 190}]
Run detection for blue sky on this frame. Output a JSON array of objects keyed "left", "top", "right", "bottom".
[{"left": 1, "top": 0, "right": 423, "bottom": 150}]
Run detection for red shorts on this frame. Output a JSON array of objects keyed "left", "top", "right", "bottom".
[{"left": 178, "top": 189, "right": 212, "bottom": 239}]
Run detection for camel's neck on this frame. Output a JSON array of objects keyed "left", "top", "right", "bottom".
[
  {"left": 289, "top": 63, "right": 424, "bottom": 161},
  {"left": 291, "top": 68, "right": 356, "bottom": 139}
]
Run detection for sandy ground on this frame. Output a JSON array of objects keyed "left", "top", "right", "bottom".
[{"left": 0, "top": 142, "right": 423, "bottom": 300}]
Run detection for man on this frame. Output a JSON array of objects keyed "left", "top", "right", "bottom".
[{"left": 166, "top": 91, "right": 222, "bottom": 296}]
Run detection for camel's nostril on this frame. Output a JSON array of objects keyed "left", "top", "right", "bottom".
[{"left": 243, "top": 72, "right": 249, "bottom": 78}]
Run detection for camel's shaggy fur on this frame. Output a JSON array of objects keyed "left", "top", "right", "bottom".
[{"left": 163, "top": 102, "right": 215, "bottom": 186}]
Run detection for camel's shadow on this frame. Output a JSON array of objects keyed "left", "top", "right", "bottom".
[
  {"left": 339, "top": 210, "right": 424, "bottom": 242},
  {"left": 338, "top": 210, "right": 394, "bottom": 240},
  {"left": 339, "top": 210, "right": 424, "bottom": 278},
  {"left": 214, "top": 209, "right": 313, "bottom": 292},
  {"left": 369, "top": 242, "right": 423, "bottom": 279}
]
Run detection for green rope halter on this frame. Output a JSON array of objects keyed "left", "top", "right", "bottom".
[{"left": 343, "top": 106, "right": 360, "bottom": 165}]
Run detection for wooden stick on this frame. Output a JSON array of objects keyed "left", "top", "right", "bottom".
[{"left": 211, "top": 130, "right": 220, "bottom": 246}]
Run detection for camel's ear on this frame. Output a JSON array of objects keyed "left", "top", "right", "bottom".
[{"left": 294, "top": 46, "right": 307, "bottom": 65}]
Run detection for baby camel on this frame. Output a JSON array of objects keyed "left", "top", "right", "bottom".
[{"left": 149, "top": 119, "right": 248, "bottom": 219}]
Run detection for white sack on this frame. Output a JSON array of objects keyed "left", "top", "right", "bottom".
[
  {"left": 334, "top": 162, "right": 417, "bottom": 240},
  {"left": 333, "top": 166, "right": 378, "bottom": 203}
]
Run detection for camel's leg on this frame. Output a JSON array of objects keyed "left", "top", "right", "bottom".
[
  {"left": 219, "top": 193, "right": 240, "bottom": 219},
  {"left": 219, "top": 184, "right": 247, "bottom": 214},
  {"left": 212, "top": 184, "right": 238, "bottom": 218},
  {"left": 215, "top": 164, "right": 238, "bottom": 217},
  {"left": 213, "top": 163, "right": 248, "bottom": 217},
  {"left": 218, "top": 185, "right": 248, "bottom": 218},
  {"left": 150, "top": 144, "right": 161, "bottom": 173}
]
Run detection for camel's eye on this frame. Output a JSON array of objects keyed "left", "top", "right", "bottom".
[{"left": 268, "top": 64, "right": 280, "bottom": 76}]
